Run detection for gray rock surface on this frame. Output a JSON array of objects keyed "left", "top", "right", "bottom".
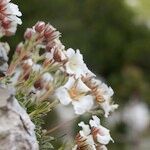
[
  {"left": 0, "top": 87, "right": 39, "bottom": 150},
  {"left": 0, "top": 42, "right": 9, "bottom": 76}
]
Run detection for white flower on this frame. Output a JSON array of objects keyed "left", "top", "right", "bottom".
[
  {"left": 0, "top": 0, "right": 22, "bottom": 36},
  {"left": 98, "top": 82, "right": 118, "bottom": 117},
  {"left": 77, "top": 122, "right": 96, "bottom": 150},
  {"left": 74, "top": 117, "right": 114, "bottom": 150},
  {"left": 65, "top": 48, "right": 94, "bottom": 78},
  {"left": 122, "top": 100, "right": 150, "bottom": 134},
  {"left": 55, "top": 86, "right": 72, "bottom": 105},
  {"left": 100, "top": 99, "right": 118, "bottom": 118},
  {"left": 90, "top": 115, "right": 113, "bottom": 145},
  {"left": 72, "top": 95, "right": 94, "bottom": 115},
  {"left": 99, "top": 83, "right": 114, "bottom": 101},
  {"left": 78, "top": 121, "right": 91, "bottom": 136},
  {"left": 90, "top": 78, "right": 118, "bottom": 117},
  {"left": 55, "top": 77, "right": 94, "bottom": 114}
]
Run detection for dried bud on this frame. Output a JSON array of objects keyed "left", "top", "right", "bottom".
[
  {"left": 53, "top": 50, "right": 61, "bottom": 62},
  {"left": 24, "top": 28, "right": 35, "bottom": 39},
  {"left": 24, "top": 72, "right": 30, "bottom": 80},
  {"left": 22, "top": 55, "right": 29, "bottom": 61},
  {"left": 35, "top": 21, "right": 45, "bottom": 33},
  {"left": 34, "top": 80, "right": 42, "bottom": 89},
  {"left": 43, "top": 59, "right": 52, "bottom": 67}
]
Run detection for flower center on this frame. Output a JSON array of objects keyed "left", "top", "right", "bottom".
[{"left": 68, "top": 86, "right": 85, "bottom": 101}]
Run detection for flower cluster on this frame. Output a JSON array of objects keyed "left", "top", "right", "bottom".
[
  {"left": 73, "top": 116, "right": 113, "bottom": 150},
  {"left": 0, "top": 0, "right": 22, "bottom": 37},
  {"left": 0, "top": 1, "right": 118, "bottom": 149},
  {"left": 6, "top": 21, "right": 118, "bottom": 117}
]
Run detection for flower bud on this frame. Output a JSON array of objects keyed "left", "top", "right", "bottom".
[
  {"left": 16, "top": 42, "right": 23, "bottom": 54},
  {"left": 34, "top": 80, "right": 42, "bottom": 89},
  {"left": 44, "top": 25, "right": 54, "bottom": 39},
  {"left": 44, "top": 24, "right": 60, "bottom": 40},
  {"left": 24, "top": 28, "right": 34, "bottom": 39},
  {"left": 22, "top": 58, "right": 33, "bottom": 70},
  {"left": 53, "top": 49, "right": 66, "bottom": 62},
  {"left": 35, "top": 21, "right": 45, "bottom": 33}
]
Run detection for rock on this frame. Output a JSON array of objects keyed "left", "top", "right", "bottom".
[
  {"left": 0, "top": 42, "right": 10, "bottom": 76},
  {"left": 0, "top": 87, "right": 39, "bottom": 150}
]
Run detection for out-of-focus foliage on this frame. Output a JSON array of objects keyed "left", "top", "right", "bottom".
[
  {"left": 126, "top": 0, "right": 150, "bottom": 25},
  {"left": 9, "top": 0, "right": 150, "bottom": 106}
]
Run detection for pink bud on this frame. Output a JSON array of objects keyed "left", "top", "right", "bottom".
[
  {"left": 24, "top": 28, "right": 34, "bottom": 39},
  {"left": 35, "top": 21, "right": 45, "bottom": 33},
  {"left": 44, "top": 26, "right": 53, "bottom": 38}
]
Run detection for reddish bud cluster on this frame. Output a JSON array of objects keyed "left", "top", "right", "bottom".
[{"left": 24, "top": 21, "right": 60, "bottom": 45}]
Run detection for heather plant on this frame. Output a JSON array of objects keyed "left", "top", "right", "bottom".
[{"left": 0, "top": 1, "right": 118, "bottom": 149}]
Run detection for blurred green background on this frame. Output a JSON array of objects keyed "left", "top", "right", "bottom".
[{"left": 8, "top": 0, "right": 150, "bottom": 149}]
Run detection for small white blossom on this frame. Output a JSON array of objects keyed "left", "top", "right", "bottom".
[
  {"left": 55, "top": 77, "right": 94, "bottom": 114},
  {"left": 90, "top": 115, "right": 113, "bottom": 145},
  {"left": 73, "top": 116, "right": 114, "bottom": 150},
  {"left": 65, "top": 48, "right": 93, "bottom": 78},
  {"left": 72, "top": 95, "right": 94, "bottom": 115},
  {"left": 84, "top": 77, "right": 118, "bottom": 117},
  {"left": 91, "top": 78, "right": 118, "bottom": 117},
  {"left": 100, "top": 100, "right": 118, "bottom": 118},
  {"left": 123, "top": 100, "right": 150, "bottom": 134},
  {"left": 77, "top": 122, "right": 96, "bottom": 150}
]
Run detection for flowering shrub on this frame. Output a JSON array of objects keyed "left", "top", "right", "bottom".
[{"left": 0, "top": 1, "right": 118, "bottom": 149}]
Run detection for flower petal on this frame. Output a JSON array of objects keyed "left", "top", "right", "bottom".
[
  {"left": 55, "top": 87, "right": 72, "bottom": 105},
  {"left": 72, "top": 95, "right": 94, "bottom": 114}
]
